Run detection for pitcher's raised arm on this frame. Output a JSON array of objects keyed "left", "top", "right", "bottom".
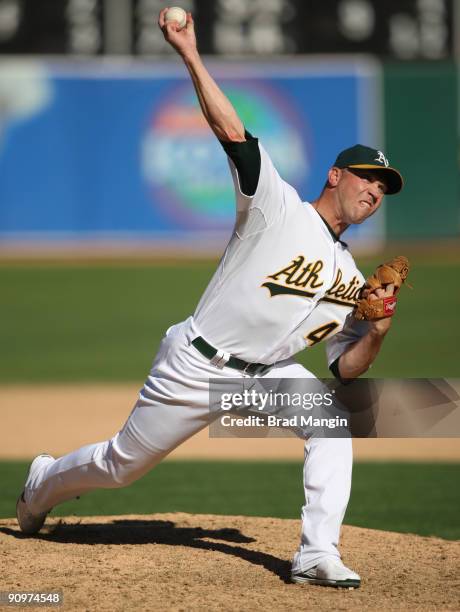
[{"left": 158, "top": 8, "right": 245, "bottom": 143}]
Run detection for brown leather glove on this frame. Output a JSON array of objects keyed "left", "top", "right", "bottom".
[{"left": 354, "top": 256, "right": 410, "bottom": 321}]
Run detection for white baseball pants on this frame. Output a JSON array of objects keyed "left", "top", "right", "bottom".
[{"left": 24, "top": 317, "right": 352, "bottom": 572}]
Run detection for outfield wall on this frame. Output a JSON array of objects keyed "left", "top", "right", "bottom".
[
  {"left": 0, "top": 58, "right": 457, "bottom": 253},
  {"left": 384, "top": 61, "right": 459, "bottom": 239},
  {"left": 0, "top": 57, "right": 381, "bottom": 253}
]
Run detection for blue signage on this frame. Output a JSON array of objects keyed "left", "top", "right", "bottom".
[{"left": 0, "top": 59, "right": 383, "bottom": 247}]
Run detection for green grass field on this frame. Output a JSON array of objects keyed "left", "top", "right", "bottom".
[
  {"left": 1, "top": 460, "right": 458, "bottom": 540},
  {"left": 1, "top": 257, "right": 459, "bottom": 382}
]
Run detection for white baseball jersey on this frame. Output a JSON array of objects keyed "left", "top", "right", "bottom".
[{"left": 194, "top": 141, "right": 370, "bottom": 367}]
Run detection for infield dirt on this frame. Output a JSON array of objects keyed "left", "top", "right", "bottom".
[
  {"left": 1, "top": 385, "right": 459, "bottom": 610},
  {"left": 0, "top": 512, "right": 459, "bottom": 611},
  {"left": 1, "top": 384, "right": 459, "bottom": 461}
]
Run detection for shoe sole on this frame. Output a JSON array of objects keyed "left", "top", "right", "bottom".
[{"left": 291, "top": 575, "right": 360, "bottom": 589}]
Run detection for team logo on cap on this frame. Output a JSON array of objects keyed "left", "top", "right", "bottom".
[{"left": 375, "top": 151, "right": 389, "bottom": 167}]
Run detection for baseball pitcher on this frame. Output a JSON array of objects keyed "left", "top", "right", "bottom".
[{"left": 16, "top": 9, "right": 408, "bottom": 589}]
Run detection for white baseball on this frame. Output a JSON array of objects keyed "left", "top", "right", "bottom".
[{"left": 165, "top": 6, "right": 187, "bottom": 29}]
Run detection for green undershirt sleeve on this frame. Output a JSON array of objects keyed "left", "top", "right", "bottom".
[
  {"left": 329, "top": 357, "right": 353, "bottom": 385},
  {"left": 219, "top": 130, "right": 261, "bottom": 197}
]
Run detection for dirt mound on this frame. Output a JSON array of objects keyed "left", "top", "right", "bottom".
[{"left": 0, "top": 513, "right": 458, "bottom": 611}]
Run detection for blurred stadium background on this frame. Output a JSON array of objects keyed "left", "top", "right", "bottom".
[{"left": 0, "top": 0, "right": 459, "bottom": 539}]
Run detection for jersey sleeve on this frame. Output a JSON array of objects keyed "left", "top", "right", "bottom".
[
  {"left": 325, "top": 313, "right": 370, "bottom": 374},
  {"left": 220, "top": 131, "right": 294, "bottom": 237}
]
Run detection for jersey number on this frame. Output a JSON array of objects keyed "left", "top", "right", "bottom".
[{"left": 306, "top": 321, "right": 340, "bottom": 346}]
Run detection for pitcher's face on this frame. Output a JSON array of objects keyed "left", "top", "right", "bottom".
[{"left": 334, "top": 167, "right": 388, "bottom": 225}]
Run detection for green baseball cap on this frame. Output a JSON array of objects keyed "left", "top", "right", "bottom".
[{"left": 334, "top": 144, "right": 403, "bottom": 195}]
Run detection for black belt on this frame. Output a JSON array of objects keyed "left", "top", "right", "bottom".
[{"left": 192, "top": 336, "right": 271, "bottom": 376}]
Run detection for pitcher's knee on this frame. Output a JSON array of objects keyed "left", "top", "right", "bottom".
[{"left": 106, "top": 444, "right": 153, "bottom": 488}]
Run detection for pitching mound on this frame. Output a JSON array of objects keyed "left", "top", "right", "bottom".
[{"left": 0, "top": 513, "right": 458, "bottom": 611}]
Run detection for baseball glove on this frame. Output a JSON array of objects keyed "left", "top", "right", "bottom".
[{"left": 354, "top": 255, "right": 410, "bottom": 321}]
